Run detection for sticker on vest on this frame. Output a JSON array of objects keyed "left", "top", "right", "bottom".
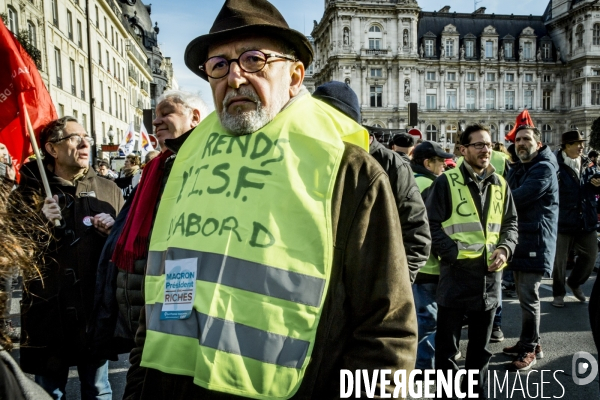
[
  {"left": 529, "top": 252, "right": 537, "bottom": 257},
  {"left": 161, "top": 258, "right": 197, "bottom": 320}
]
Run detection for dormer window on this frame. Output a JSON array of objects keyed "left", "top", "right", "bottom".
[
  {"left": 505, "top": 42, "right": 513, "bottom": 58},
  {"left": 425, "top": 39, "right": 434, "bottom": 57},
  {"left": 542, "top": 43, "right": 551, "bottom": 59},
  {"left": 524, "top": 42, "right": 532, "bottom": 59},
  {"left": 445, "top": 39, "right": 454, "bottom": 57},
  {"left": 465, "top": 39, "right": 475, "bottom": 58},
  {"left": 485, "top": 41, "right": 494, "bottom": 58}
]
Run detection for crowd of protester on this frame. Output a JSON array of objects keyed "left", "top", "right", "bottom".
[{"left": 1, "top": 0, "right": 600, "bottom": 398}]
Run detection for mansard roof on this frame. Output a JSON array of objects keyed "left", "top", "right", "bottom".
[{"left": 417, "top": 12, "right": 548, "bottom": 41}]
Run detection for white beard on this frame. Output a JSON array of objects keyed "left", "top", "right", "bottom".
[{"left": 219, "top": 87, "right": 287, "bottom": 136}]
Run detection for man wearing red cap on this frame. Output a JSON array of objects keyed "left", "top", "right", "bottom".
[{"left": 123, "top": 1, "right": 417, "bottom": 398}]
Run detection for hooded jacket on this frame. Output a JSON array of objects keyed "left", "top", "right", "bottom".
[
  {"left": 507, "top": 145, "right": 559, "bottom": 275},
  {"left": 369, "top": 138, "right": 431, "bottom": 282},
  {"left": 426, "top": 162, "right": 518, "bottom": 311},
  {"left": 554, "top": 151, "right": 600, "bottom": 234}
]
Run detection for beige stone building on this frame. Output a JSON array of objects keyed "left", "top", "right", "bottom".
[
  {"left": 310, "top": 0, "right": 600, "bottom": 149},
  {"left": 1, "top": 0, "right": 177, "bottom": 157}
]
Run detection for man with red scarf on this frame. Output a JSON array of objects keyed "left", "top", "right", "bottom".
[{"left": 90, "top": 91, "right": 208, "bottom": 359}]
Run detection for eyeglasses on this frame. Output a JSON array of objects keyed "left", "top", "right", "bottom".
[
  {"left": 464, "top": 142, "right": 493, "bottom": 150},
  {"left": 200, "top": 50, "right": 297, "bottom": 79},
  {"left": 51, "top": 134, "right": 94, "bottom": 147}
]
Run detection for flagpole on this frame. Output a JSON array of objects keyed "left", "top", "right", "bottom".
[{"left": 21, "top": 94, "right": 60, "bottom": 226}]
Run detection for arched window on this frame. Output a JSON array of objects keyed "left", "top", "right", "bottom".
[
  {"left": 576, "top": 25, "right": 584, "bottom": 48},
  {"left": 28, "top": 21, "right": 37, "bottom": 48},
  {"left": 504, "top": 124, "right": 514, "bottom": 135},
  {"left": 7, "top": 6, "right": 18, "bottom": 33},
  {"left": 368, "top": 25, "right": 382, "bottom": 50},
  {"left": 426, "top": 125, "right": 438, "bottom": 142},
  {"left": 594, "top": 24, "right": 600, "bottom": 46},
  {"left": 542, "top": 124, "right": 552, "bottom": 143},
  {"left": 490, "top": 124, "right": 498, "bottom": 142}
]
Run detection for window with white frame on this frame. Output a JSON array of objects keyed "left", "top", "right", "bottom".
[
  {"left": 524, "top": 90, "right": 534, "bottom": 109},
  {"left": 466, "top": 41, "right": 474, "bottom": 58},
  {"left": 446, "top": 39, "right": 454, "bottom": 57},
  {"left": 371, "top": 68, "right": 382, "bottom": 77},
  {"left": 486, "top": 73, "right": 495, "bottom": 82},
  {"left": 447, "top": 72, "right": 456, "bottom": 81},
  {"left": 543, "top": 90, "right": 552, "bottom": 110},
  {"left": 505, "top": 124, "right": 514, "bottom": 137},
  {"left": 543, "top": 74, "right": 551, "bottom": 82},
  {"left": 594, "top": 24, "right": 600, "bottom": 46},
  {"left": 575, "top": 84, "right": 583, "bottom": 106},
  {"left": 592, "top": 83, "right": 600, "bottom": 106},
  {"left": 485, "top": 41, "right": 493, "bottom": 58},
  {"left": 7, "top": 6, "right": 18, "bottom": 33},
  {"left": 67, "top": 11, "right": 73, "bottom": 40},
  {"left": 51, "top": 0, "right": 59, "bottom": 26},
  {"left": 542, "top": 124, "right": 552, "bottom": 143},
  {"left": 466, "top": 89, "right": 476, "bottom": 110},
  {"left": 369, "top": 25, "right": 382, "bottom": 50},
  {"left": 426, "top": 94, "right": 437, "bottom": 110},
  {"left": 505, "top": 42, "right": 513, "bottom": 58},
  {"left": 542, "top": 43, "right": 551, "bottom": 59},
  {"left": 446, "top": 124, "right": 458, "bottom": 142},
  {"left": 69, "top": 59, "right": 76, "bottom": 96},
  {"left": 426, "top": 71, "right": 436, "bottom": 81},
  {"left": 54, "top": 48, "right": 62, "bottom": 88},
  {"left": 506, "top": 73, "right": 514, "bottom": 82},
  {"left": 370, "top": 85, "right": 383, "bottom": 107},
  {"left": 446, "top": 90, "right": 457, "bottom": 110},
  {"left": 425, "top": 39, "right": 434, "bottom": 56},
  {"left": 505, "top": 91, "right": 515, "bottom": 110},
  {"left": 576, "top": 25, "right": 584, "bottom": 48},
  {"left": 467, "top": 72, "right": 476, "bottom": 81},
  {"left": 524, "top": 42, "right": 532, "bottom": 59},
  {"left": 486, "top": 89, "right": 496, "bottom": 109},
  {"left": 27, "top": 21, "right": 37, "bottom": 48},
  {"left": 426, "top": 125, "right": 438, "bottom": 142},
  {"left": 525, "top": 73, "right": 533, "bottom": 82}
]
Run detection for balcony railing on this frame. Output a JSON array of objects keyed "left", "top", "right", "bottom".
[
  {"left": 56, "top": 76, "right": 62, "bottom": 88},
  {"left": 71, "top": 85, "right": 76, "bottom": 96},
  {"left": 366, "top": 49, "right": 388, "bottom": 55},
  {"left": 81, "top": 90, "right": 85, "bottom": 100}
]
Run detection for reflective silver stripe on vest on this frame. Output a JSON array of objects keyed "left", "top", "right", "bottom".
[
  {"left": 443, "top": 222, "right": 482, "bottom": 236},
  {"left": 146, "top": 303, "right": 309, "bottom": 369},
  {"left": 456, "top": 242, "right": 485, "bottom": 252},
  {"left": 147, "top": 249, "right": 325, "bottom": 308},
  {"left": 487, "top": 223, "right": 502, "bottom": 233},
  {"left": 487, "top": 244, "right": 497, "bottom": 253}
]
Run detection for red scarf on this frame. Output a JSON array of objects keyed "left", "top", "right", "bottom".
[{"left": 113, "top": 150, "right": 173, "bottom": 272}]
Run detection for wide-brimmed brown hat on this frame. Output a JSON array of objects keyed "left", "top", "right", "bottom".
[
  {"left": 561, "top": 130, "right": 586, "bottom": 144},
  {"left": 184, "top": 0, "right": 314, "bottom": 81}
]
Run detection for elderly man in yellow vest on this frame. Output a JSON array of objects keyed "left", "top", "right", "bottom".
[
  {"left": 122, "top": 1, "right": 417, "bottom": 399},
  {"left": 425, "top": 123, "right": 518, "bottom": 399}
]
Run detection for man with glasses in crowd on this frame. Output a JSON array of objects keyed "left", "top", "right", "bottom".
[
  {"left": 16, "top": 116, "right": 123, "bottom": 399},
  {"left": 123, "top": 0, "right": 416, "bottom": 398},
  {"left": 426, "top": 123, "right": 518, "bottom": 398}
]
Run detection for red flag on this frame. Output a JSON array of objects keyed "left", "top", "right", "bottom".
[
  {"left": 504, "top": 109, "right": 535, "bottom": 143},
  {"left": 0, "top": 18, "right": 57, "bottom": 170}
]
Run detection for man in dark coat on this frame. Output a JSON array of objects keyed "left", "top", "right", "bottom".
[
  {"left": 391, "top": 132, "right": 415, "bottom": 163},
  {"left": 502, "top": 125, "right": 558, "bottom": 371},
  {"left": 427, "top": 124, "right": 518, "bottom": 398},
  {"left": 552, "top": 130, "right": 600, "bottom": 307},
  {"left": 16, "top": 116, "right": 123, "bottom": 399},
  {"left": 312, "top": 81, "right": 431, "bottom": 282}
]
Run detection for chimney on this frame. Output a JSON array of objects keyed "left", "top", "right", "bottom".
[
  {"left": 439, "top": 6, "right": 451, "bottom": 13},
  {"left": 473, "top": 7, "right": 486, "bottom": 14}
]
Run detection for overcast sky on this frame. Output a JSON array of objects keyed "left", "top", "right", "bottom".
[{"left": 152, "top": 0, "right": 551, "bottom": 110}]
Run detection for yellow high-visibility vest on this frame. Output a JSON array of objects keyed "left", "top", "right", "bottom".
[
  {"left": 440, "top": 167, "right": 507, "bottom": 268},
  {"left": 141, "top": 94, "right": 368, "bottom": 399},
  {"left": 414, "top": 174, "right": 440, "bottom": 275}
]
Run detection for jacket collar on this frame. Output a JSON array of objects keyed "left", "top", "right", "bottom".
[
  {"left": 164, "top": 128, "right": 194, "bottom": 154},
  {"left": 410, "top": 162, "right": 437, "bottom": 181}
]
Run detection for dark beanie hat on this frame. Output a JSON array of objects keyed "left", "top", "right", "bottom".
[
  {"left": 313, "top": 81, "right": 361, "bottom": 123},
  {"left": 392, "top": 133, "right": 416, "bottom": 148}
]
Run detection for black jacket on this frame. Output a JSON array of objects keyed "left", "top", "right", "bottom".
[
  {"left": 555, "top": 151, "right": 600, "bottom": 234},
  {"left": 16, "top": 162, "right": 123, "bottom": 375},
  {"left": 90, "top": 131, "right": 192, "bottom": 359},
  {"left": 426, "top": 163, "right": 518, "bottom": 311},
  {"left": 507, "top": 146, "right": 559, "bottom": 275},
  {"left": 369, "top": 139, "right": 431, "bottom": 282}
]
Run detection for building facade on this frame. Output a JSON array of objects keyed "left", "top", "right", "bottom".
[
  {"left": 1, "top": 0, "right": 177, "bottom": 157},
  {"left": 310, "top": 0, "right": 600, "bottom": 149}
]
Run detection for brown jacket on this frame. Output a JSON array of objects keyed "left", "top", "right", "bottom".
[{"left": 123, "top": 143, "right": 417, "bottom": 399}]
